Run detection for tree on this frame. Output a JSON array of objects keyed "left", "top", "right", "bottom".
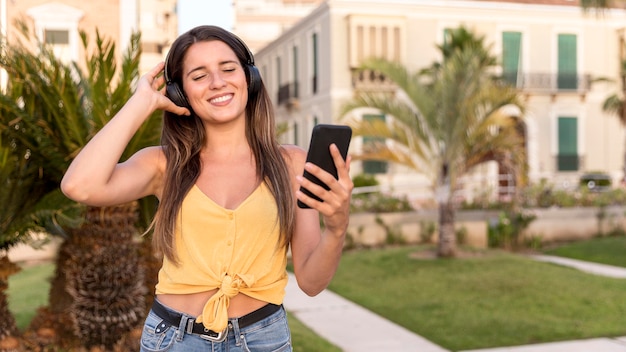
[
  {"left": 341, "top": 27, "right": 526, "bottom": 257},
  {"left": 580, "top": 1, "right": 626, "bottom": 183},
  {"left": 0, "top": 22, "right": 161, "bottom": 349}
]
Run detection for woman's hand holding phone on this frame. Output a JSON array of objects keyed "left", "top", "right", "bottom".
[
  {"left": 297, "top": 143, "right": 353, "bottom": 235},
  {"left": 296, "top": 124, "right": 353, "bottom": 236}
]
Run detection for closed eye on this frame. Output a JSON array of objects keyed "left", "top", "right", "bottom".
[{"left": 192, "top": 74, "right": 207, "bottom": 81}]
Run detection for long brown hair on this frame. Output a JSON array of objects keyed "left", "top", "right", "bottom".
[{"left": 152, "top": 25, "right": 295, "bottom": 264}]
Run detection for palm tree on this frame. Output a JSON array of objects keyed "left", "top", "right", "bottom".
[
  {"left": 0, "top": 137, "right": 41, "bottom": 345},
  {"left": 579, "top": 1, "right": 626, "bottom": 183},
  {"left": 341, "top": 28, "right": 526, "bottom": 257},
  {"left": 0, "top": 23, "right": 161, "bottom": 349},
  {"left": 0, "top": 24, "right": 84, "bottom": 345}
]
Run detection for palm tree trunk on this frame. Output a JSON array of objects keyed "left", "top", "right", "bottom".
[
  {"left": 65, "top": 203, "right": 146, "bottom": 350},
  {"left": 36, "top": 202, "right": 147, "bottom": 350},
  {"left": 0, "top": 255, "right": 21, "bottom": 346},
  {"left": 437, "top": 200, "right": 457, "bottom": 257}
]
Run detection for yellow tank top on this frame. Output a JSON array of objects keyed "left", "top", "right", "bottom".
[{"left": 155, "top": 181, "right": 288, "bottom": 331}]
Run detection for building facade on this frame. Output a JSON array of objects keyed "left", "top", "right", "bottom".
[
  {"left": 235, "top": 0, "right": 325, "bottom": 53},
  {"left": 1, "top": 0, "right": 178, "bottom": 77},
  {"left": 3, "top": 0, "right": 625, "bottom": 204},
  {"left": 253, "top": 0, "right": 626, "bottom": 203}
]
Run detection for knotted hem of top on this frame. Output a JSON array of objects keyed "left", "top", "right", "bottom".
[{"left": 195, "top": 273, "right": 256, "bottom": 331}]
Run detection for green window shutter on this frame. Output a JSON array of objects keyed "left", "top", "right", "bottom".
[
  {"left": 558, "top": 34, "right": 577, "bottom": 89},
  {"left": 502, "top": 31, "right": 521, "bottom": 86},
  {"left": 558, "top": 117, "right": 578, "bottom": 171},
  {"left": 443, "top": 28, "right": 451, "bottom": 47},
  {"left": 362, "top": 114, "right": 388, "bottom": 174}
]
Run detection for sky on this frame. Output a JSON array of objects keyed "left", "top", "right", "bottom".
[{"left": 177, "top": 0, "right": 234, "bottom": 33}]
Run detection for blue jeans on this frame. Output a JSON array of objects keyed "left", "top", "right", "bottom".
[{"left": 140, "top": 301, "right": 292, "bottom": 352}]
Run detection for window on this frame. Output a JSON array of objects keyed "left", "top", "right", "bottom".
[
  {"left": 45, "top": 29, "right": 71, "bottom": 62},
  {"left": 557, "top": 117, "right": 578, "bottom": 171},
  {"left": 356, "top": 26, "right": 364, "bottom": 62},
  {"left": 45, "top": 29, "right": 69, "bottom": 44},
  {"left": 558, "top": 34, "right": 577, "bottom": 90},
  {"left": 276, "top": 56, "right": 282, "bottom": 102},
  {"left": 26, "top": 3, "right": 83, "bottom": 64},
  {"left": 502, "top": 31, "right": 522, "bottom": 86},
  {"left": 276, "top": 57, "right": 282, "bottom": 87},
  {"left": 293, "top": 122, "right": 299, "bottom": 145},
  {"left": 393, "top": 27, "right": 400, "bottom": 62},
  {"left": 312, "top": 32, "right": 318, "bottom": 94},
  {"left": 443, "top": 28, "right": 452, "bottom": 48},
  {"left": 292, "top": 45, "right": 299, "bottom": 98},
  {"left": 362, "top": 114, "right": 388, "bottom": 174},
  {"left": 347, "top": 16, "right": 405, "bottom": 67}
]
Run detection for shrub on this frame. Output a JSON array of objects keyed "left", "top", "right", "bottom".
[{"left": 488, "top": 210, "right": 536, "bottom": 250}]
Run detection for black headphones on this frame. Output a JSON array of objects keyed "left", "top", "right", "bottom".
[{"left": 164, "top": 30, "right": 261, "bottom": 110}]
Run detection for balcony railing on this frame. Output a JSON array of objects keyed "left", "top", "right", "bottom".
[
  {"left": 503, "top": 72, "right": 591, "bottom": 93},
  {"left": 351, "top": 68, "right": 397, "bottom": 93},
  {"left": 277, "top": 82, "right": 299, "bottom": 105},
  {"left": 351, "top": 68, "right": 591, "bottom": 95}
]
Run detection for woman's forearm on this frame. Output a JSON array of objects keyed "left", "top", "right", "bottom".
[{"left": 295, "top": 228, "right": 346, "bottom": 296}]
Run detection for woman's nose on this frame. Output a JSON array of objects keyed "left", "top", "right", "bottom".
[{"left": 209, "top": 72, "right": 226, "bottom": 89}]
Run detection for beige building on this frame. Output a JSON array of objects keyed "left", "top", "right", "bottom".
[
  {"left": 1, "top": 0, "right": 178, "bottom": 76},
  {"left": 138, "top": 0, "right": 178, "bottom": 73},
  {"left": 235, "top": 0, "right": 325, "bottom": 53},
  {"left": 253, "top": 0, "right": 626, "bottom": 203},
  {"left": 4, "top": 1, "right": 626, "bottom": 204}
]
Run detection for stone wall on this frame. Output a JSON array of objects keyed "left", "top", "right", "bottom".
[{"left": 346, "top": 206, "right": 626, "bottom": 248}]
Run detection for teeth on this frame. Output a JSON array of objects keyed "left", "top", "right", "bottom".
[{"left": 211, "top": 94, "right": 232, "bottom": 103}]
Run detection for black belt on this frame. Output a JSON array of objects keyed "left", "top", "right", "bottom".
[{"left": 151, "top": 299, "right": 282, "bottom": 341}]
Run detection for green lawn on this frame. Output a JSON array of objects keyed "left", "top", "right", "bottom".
[
  {"left": 7, "top": 261, "right": 339, "bottom": 351},
  {"left": 7, "top": 262, "right": 54, "bottom": 330},
  {"left": 543, "top": 235, "right": 626, "bottom": 268},
  {"left": 288, "top": 312, "right": 341, "bottom": 351},
  {"left": 328, "top": 245, "right": 626, "bottom": 351},
  {"left": 8, "top": 237, "right": 626, "bottom": 351}
]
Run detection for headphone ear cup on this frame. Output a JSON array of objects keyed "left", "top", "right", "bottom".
[
  {"left": 246, "top": 65, "right": 261, "bottom": 98},
  {"left": 166, "top": 81, "right": 191, "bottom": 110}
]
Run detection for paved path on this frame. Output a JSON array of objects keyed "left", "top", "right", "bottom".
[
  {"left": 284, "top": 273, "right": 447, "bottom": 352},
  {"left": 530, "top": 254, "right": 626, "bottom": 279},
  {"left": 283, "top": 255, "right": 626, "bottom": 352}
]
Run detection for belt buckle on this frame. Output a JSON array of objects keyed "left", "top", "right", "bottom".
[{"left": 199, "top": 328, "right": 227, "bottom": 342}]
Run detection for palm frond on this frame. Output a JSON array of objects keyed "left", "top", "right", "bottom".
[
  {"left": 0, "top": 22, "right": 159, "bottom": 242},
  {"left": 340, "top": 27, "right": 526, "bottom": 194}
]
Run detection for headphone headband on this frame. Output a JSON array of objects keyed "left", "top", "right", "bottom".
[{"left": 164, "top": 28, "right": 255, "bottom": 84}]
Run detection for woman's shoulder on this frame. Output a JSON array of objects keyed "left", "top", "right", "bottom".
[
  {"left": 134, "top": 145, "right": 166, "bottom": 161},
  {"left": 280, "top": 144, "right": 307, "bottom": 173},
  {"left": 280, "top": 144, "right": 306, "bottom": 161},
  {"left": 129, "top": 145, "right": 167, "bottom": 174}
]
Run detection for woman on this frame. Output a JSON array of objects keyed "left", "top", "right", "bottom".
[{"left": 61, "top": 25, "right": 353, "bottom": 351}]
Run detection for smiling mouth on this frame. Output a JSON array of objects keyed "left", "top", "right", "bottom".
[{"left": 210, "top": 94, "right": 233, "bottom": 104}]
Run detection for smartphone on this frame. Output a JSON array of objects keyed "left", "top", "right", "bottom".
[{"left": 297, "top": 124, "right": 352, "bottom": 209}]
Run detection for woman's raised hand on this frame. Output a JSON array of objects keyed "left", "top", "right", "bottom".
[
  {"left": 297, "top": 144, "right": 353, "bottom": 238},
  {"left": 136, "top": 62, "right": 191, "bottom": 116}
]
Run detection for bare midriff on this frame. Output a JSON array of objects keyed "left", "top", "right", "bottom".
[{"left": 156, "top": 290, "right": 268, "bottom": 319}]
